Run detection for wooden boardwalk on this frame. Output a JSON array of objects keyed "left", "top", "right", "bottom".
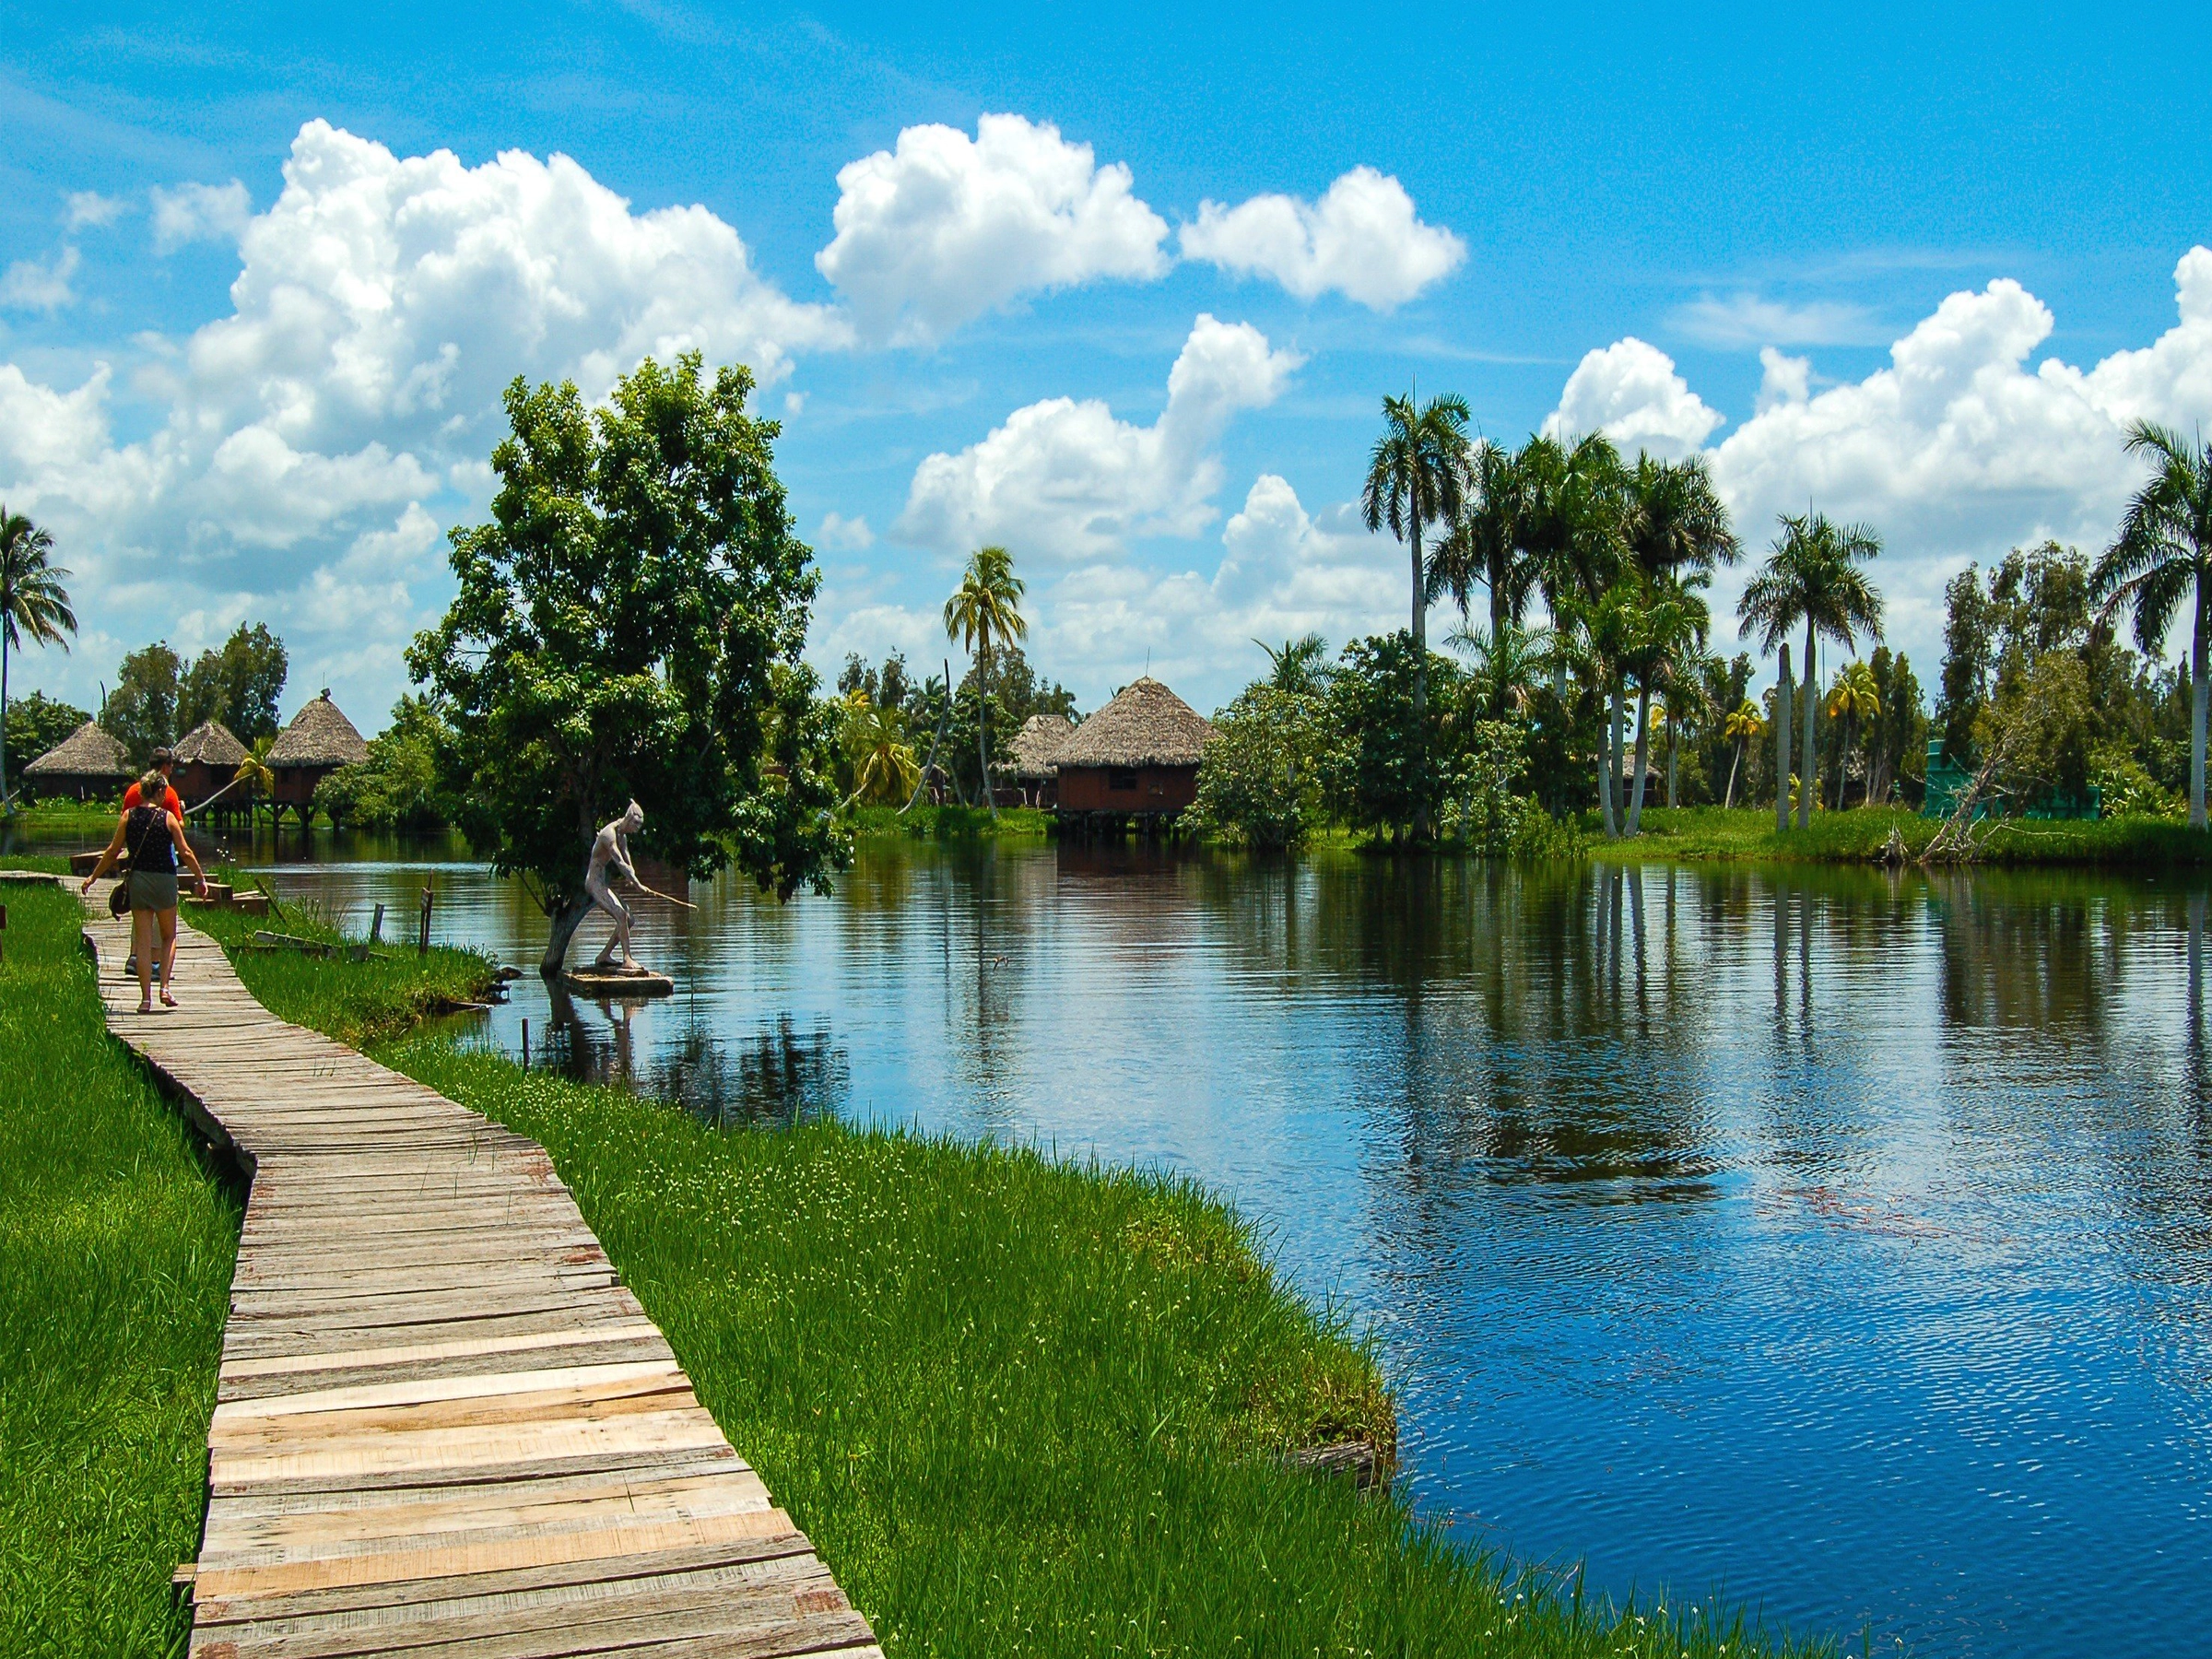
[{"left": 80, "top": 894, "right": 879, "bottom": 1659}]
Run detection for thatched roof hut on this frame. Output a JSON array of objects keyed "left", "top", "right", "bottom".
[
  {"left": 21, "top": 720, "right": 135, "bottom": 800},
  {"left": 999, "top": 713, "right": 1078, "bottom": 782},
  {"left": 267, "top": 692, "right": 370, "bottom": 815},
  {"left": 268, "top": 691, "right": 371, "bottom": 771},
  {"left": 173, "top": 719, "right": 248, "bottom": 771},
  {"left": 1057, "top": 677, "right": 1213, "bottom": 769}
]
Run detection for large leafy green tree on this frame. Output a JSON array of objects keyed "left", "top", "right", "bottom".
[
  {"left": 1363, "top": 391, "right": 1471, "bottom": 834},
  {"left": 409, "top": 353, "right": 848, "bottom": 971},
  {"left": 179, "top": 622, "right": 289, "bottom": 743},
  {"left": 1320, "top": 632, "right": 1461, "bottom": 842},
  {"left": 104, "top": 641, "right": 182, "bottom": 768},
  {"left": 2093, "top": 421, "right": 2212, "bottom": 828},
  {"left": 1190, "top": 684, "right": 1324, "bottom": 849},
  {"left": 0, "top": 508, "right": 76, "bottom": 805},
  {"left": 942, "top": 544, "right": 1027, "bottom": 819},
  {"left": 1737, "top": 511, "right": 1885, "bottom": 829}
]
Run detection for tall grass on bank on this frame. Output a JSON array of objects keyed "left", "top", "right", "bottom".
[
  {"left": 200, "top": 910, "right": 1827, "bottom": 1659},
  {"left": 0, "top": 879, "right": 241, "bottom": 1657},
  {"left": 853, "top": 802, "right": 1053, "bottom": 840},
  {"left": 1591, "top": 805, "right": 2212, "bottom": 867}
]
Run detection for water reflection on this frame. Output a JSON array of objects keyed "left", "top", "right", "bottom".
[{"left": 11, "top": 817, "right": 2211, "bottom": 1658}]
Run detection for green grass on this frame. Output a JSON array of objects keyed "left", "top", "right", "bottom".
[
  {"left": 0, "top": 878, "right": 241, "bottom": 1657},
  {"left": 853, "top": 802, "right": 1054, "bottom": 840},
  {"left": 1587, "top": 804, "right": 2212, "bottom": 867},
  {"left": 206, "top": 908, "right": 1826, "bottom": 1659},
  {"left": 2, "top": 798, "right": 129, "bottom": 836}
]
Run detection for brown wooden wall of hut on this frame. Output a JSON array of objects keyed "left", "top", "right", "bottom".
[
  {"left": 272, "top": 766, "right": 335, "bottom": 808},
  {"left": 175, "top": 760, "right": 228, "bottom": 806},
  {"left": 1056, "top": 763, "right": 1198, "bottom": 814}
]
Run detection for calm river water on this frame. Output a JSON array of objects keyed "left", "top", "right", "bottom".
[{"left": 21, "top": 822, "right": 2212, "bottom": 1657}]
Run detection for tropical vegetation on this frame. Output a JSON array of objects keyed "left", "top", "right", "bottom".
[{"left": 0, "top": 507, "right": 76, "bottom": 806}]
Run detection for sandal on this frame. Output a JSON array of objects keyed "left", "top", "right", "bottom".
[
  {"left": 160, "top": 991, "right": 179, "bottom": 1008},
  {"left": 137, "top": 1000, "right": 155, "bottom": 1015}
]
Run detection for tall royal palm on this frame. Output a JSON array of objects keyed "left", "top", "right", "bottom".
[
  {"left": 1430, "top": 440, "right": 1542, "bottom": 714},
  {"left": 943, "top": 544, "right": 1028, "bottom": 819},
  {"left": 1364, "top": 389, "right": 1470, "bottom": 833},
  {"left": 1737, "top": 512, "right": 1884, "bottom": 830},
  {"left": 2094, "top": 421, "right": 2212, "bottom": 829},
  {"left": 0, "top": 508, "right": 76, "bottom": 806},
  {"left": 1619, "top": 455, "right": 1736, "bottom": 832}
]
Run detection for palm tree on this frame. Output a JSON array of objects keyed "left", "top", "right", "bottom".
[
  {"left": 1257, "top": 633, "right": 1332, "bottom": 698},
  {"left": 943, "top": 545, "right": 1027, "bottom": 819},
  {"left": 843, "top": 692, "right": 923, "bottom": 805},
  {"left": 1364, "top": 389, "right": 1471, "bottom": 835},
  {"left": 0, "top": 508, "right": 76, "bottom": 806},
  {"left": 1826, "top": 661, "right": 1882, "bottom": 807},
  {"left": 1737, "top": 511, "right": 1884, "bottom": 830},
  {"left": 2094, "top": 421, "right": 2212, "bottom": 829},
  {"left": 1430, "top": 441, "right": 1543, "bottom": 714},
  {"left": 1619, "top": 455, "right": 1736, "bottom": 833},
  {"left": 1618, "top": 578, "right": 1711, "bottom": 836},
  {"left": 1722, "top": 699, "right": 1763, "bottom": 809},
  {"left": 1447, "top": 618, "right": 1552, "bottom": 718},
  {"left": 1519, "top": 432, "right": 1630, "bottom": 829}
]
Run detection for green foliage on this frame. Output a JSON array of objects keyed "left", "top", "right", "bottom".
[
  {"left": 102, "top": 641, "right": 182, "bottom": 766},
  {"left": 2092, "top": 749, "right": 2184, "bottom": 820},
  {"left": 5, "top": 689, "right": 88, "bottom": 771},
  {"left": 1436, "top": 717, "right": 1583, "bottom": 858},
  {"left": 312, "top": 695, "right": 453, "bottom": 830},
  {"left": 839, "top": 693, "right": 921, "bottom": 806},
  {"left": 1320, "top": 632, "right": 1462, "bottom": 840},
  {"left": 1975, "top": 649, "right": 2099, "bottom": 806},
  {"left": 1189, "top": 684, "right": 1322, "bottom": 848},
  {"left": 0, "top": 881, "right": 238, "bottom": 1654},
  {"left": 177, "top": 622, "right": 288, "bottom": 744},
  {"left": 407, "top": 354, "right": 849, "bottom": 927}
]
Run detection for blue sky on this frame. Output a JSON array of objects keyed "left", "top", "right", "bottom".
[{"left": 5, "top": 1, "right": 2209, "bottom": 729}]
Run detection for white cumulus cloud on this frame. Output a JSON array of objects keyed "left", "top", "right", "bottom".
[
  {"left": 1546, "top": 249, "right": 2212, "bottom": 666},
  {"left": 150, "top": 180, "right": 253, "bottom": 253},
  {"left": 817, "top": 512, "right": 875, "bottom": 552},
  {"left": 1543, "top": 336, "right": 1724, "bottom": 459},
  {"left": 897, "top": 313, "right": 1300, "bottom": 561},
  {"left": 1179, "top": 167, "right": 1464, "bottom": 310},
  {"left": 1, "top": 245, "right": 81, "bottom": 312},
  {"left": 65, "top": 191, "right": 129, "bottom": 230},
  {"left": 0, "top": 120, "right": 848, "bottom": 722},
  {"left": 816, "top": 113, "right": 1170, "bottom": 346}
]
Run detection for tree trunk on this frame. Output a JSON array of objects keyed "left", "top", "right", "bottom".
[
  {"left": 1627, "top": 685, "right": 1652, "bottom": 836},
  {"left": 1410, "top": 512, "right": 1428, "bottom": 841},
  {"left": 2194, "top": 584, "right": 2207, "bottom": 830},
  {"left": 1724, "top": 737, "right": 1742, "bottom": 810},
  {"left": 1665, "top": 721, "right": 1679, "bottom": 810},
  {"left": 0, "top": 632, "right": 10, "bottom": 805},
  {"left": 978, "top": 653, "right": 997, "bottom": 819},
  {"left": 1599, "top": 689, "right": 1622, "bottom": 839},
  {"left": 1798, "top": 624, "right": 1817, "bottom": 830},
  {"left": 540, "top": 893, "right": 596, "bottom": 976},
  {"left": 1775, "top": 644, "right": 1793, "bottom": 832},
  {"left": 1489, "top": 577, "right": 1510, "bottom": 720}
]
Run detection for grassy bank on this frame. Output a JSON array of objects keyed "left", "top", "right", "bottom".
[
  {"left": 197, "top": 906, "right": 1823, "bottom": 1659},
  {"left": 853, "top": 801, "right": 1053, "bottom": 839},
  {"left": 0, "top": 878, "right": 241, "bottom": 1656},
  {"left": 1587, "top": 805, "right": 2212, "bottom": 867}
]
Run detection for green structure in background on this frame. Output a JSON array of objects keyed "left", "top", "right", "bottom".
[{"left": 1921, "top": 740, "right": 2100, "bottom": 821}]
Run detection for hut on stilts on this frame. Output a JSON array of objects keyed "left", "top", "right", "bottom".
[
  {"left": 172, "top": 720, "right": 250, "bottom": 820},
  {"left": 20, "top": 721, "right": 134, "bottom": 803},
  {"left": 266, "top": 691, "right": 370, "bottom": 828},
  {"left": 997, "top": 712, "right": 1077, "bottom": 808},
  {"left": 1053, "top": 677, "right": 1213, "bottom": 838}
]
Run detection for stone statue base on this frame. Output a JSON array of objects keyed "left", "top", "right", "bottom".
[{"left": 559, "top": 965, "right": 676, "bottom": 998}]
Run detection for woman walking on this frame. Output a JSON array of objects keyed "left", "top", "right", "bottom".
[{"left": 80, "top": 769, "right": 209, "bottom": 1013}]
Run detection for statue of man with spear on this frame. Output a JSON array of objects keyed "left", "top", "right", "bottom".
[{"left": 582, "top": 800, "right": 693, "bottom": 972}]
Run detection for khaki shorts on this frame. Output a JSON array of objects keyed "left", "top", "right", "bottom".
[{"left": 128, "top": 870, "right": 180, "bottom": 912}]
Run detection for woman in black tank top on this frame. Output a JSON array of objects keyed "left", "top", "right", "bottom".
[{"left": 81, "top": 769, "right": 208, "bottom": 1012}]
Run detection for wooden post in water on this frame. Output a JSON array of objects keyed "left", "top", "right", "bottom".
[
  {"left": 418, "top": 887, "right": 432, "bottom": 957},
  {"left": 521, "top": 1018, "right": 530, "bottom": 1067},
  {"left": 370, "top": 901, "right": 384, "bottom": 945}
]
